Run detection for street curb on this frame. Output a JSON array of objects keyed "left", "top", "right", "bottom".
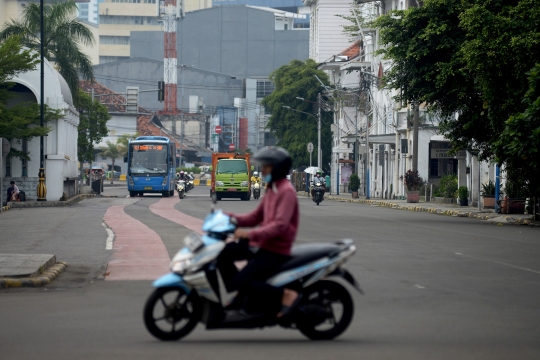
[
  {"left": 302, "top": 193, "right": 539, "bottom": 227},
  {"left": 6, "top": 193, "right": 120, "bottom": 208},
  {"left": 0, "top": 262, "right": 68, "bottom": 289}
]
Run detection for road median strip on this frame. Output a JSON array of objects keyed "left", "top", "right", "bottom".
[{"left": 0, "top": 262, "right": 68, "bottom": 289}]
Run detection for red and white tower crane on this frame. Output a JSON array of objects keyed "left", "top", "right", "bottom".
[{"left": 159, "top": 0, "right": 184, "bottom": 113}]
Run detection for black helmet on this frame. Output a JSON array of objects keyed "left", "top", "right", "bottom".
[{"left": 253, "top": 147, "right": 292, "bottom": 182}]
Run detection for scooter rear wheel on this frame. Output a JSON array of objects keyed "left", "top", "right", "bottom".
[
  {"left": 144, "top": 287, "right": 201, "bottom": 341},
  {"left": 298, "top": 280, "right": 354, "bottom": 340}
]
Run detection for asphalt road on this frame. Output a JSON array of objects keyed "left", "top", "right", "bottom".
[{"left": 1, "top": 186, "right": 539, "bottom": 360}]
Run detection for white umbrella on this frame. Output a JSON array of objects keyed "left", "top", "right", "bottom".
[{"left": 304, "top": 166, "right": 322, "bottom": 175}]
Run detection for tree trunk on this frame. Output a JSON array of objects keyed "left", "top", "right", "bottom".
[{"left": 111, "top": 159, "right": 114, "bottom": 185}]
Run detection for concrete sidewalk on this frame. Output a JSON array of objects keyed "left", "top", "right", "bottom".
[{"left": 300, "top": 191, "right": 538, "bottom": 227}]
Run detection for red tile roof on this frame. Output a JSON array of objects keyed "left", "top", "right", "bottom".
[{"left": 339, "top": 40, "right": 362, "bottom": 60}]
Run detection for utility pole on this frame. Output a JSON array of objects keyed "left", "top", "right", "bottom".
[
  {"left": 317, "top": 93, "right": 322, "bottom": 169},
  {"left": 412, "top": 101, "right": 419, "bottom": 171},
  {"left": 37, "top": 0, "right": 46, "bottom": 201}
]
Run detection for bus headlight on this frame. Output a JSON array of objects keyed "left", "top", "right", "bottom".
[
  {"left": 216, "top": 181, "right": 224, "bottom": 187},
  {"left": 128, "top": 176, "right": 134, "bottom": 186},
  {"left": 241, "top": 181, "right": 248, "bottom": 187},
  {"left": 162, "top": 177, "right": 167, "bottom": 186}
]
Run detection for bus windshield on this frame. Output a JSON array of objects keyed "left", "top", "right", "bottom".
[
  {"left": 129, "top": 144, "right": 168, "bottom": 174},
  {"left": 217, "top": 159, "right": 248, "bottom": 174}
]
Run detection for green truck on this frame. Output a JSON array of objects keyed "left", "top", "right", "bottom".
[{"left": 211, "top": 152, "right": 251, "bottom": 201}]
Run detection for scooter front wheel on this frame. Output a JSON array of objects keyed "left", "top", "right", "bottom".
[{"left": 144, "top": 287, "right": 201, "bottom": 341}]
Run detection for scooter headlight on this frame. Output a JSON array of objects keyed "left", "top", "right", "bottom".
[
  {"left": 170, "top": 253, "right": 194, "bottom": 274},
  {"left": 254, "top": 183, "right": 260, "bottom": 189},
  {"left": 216, "top": 181, "right": 224, "bottom": 187},
  {"left": 241, "top": 181, "right": 248, "bottom": 187}
]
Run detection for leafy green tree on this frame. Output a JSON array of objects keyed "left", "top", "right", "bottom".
[
  {"left": 261, "top": 59, "right": 333, "bottom": 171},
  {"left": 0, "top": 0, "right": 95, "bottom": 100},
  {"left": 77, "top": 90, "right": 110, "bottom": 164},
  {"left": 494, "top": 64, "right": 540, "bottom": 206},
  {"left": 458, "top": 0, "right": 540, "bottom": 158},
  {"left": 0, "top": 36, "right": 58, "bottom": 161},
  {"left": 373, "top": 1, "right": 485, "bottom": 154},
  {"left": 100, "top": 140, "right": 122, "bottom": 184}
]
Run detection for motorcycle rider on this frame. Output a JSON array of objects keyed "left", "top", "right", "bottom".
[
  {"left": 179, "top": 171, "right": 187, "bottom": 181},
  {"left": 218, "top": 147, "right": 301, "bottom": 317},
  {"left": 251, "top": 171, "right": 261, "bottom": 184},
  {"left": 311, "top": 170, "right": 326, "bottom": 198}
]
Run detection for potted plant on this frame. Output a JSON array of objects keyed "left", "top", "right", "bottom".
[
  {"left": 404, "top": 170, "right": 423, "bottom": 203},
  {"left": 350, "top": 174, "right": 360, "bottom": 198},
  {"left": 481, "top": 180, "right": 496, "bottom": 208},
  {"left": 504, "top": 180, "right": 527, "bottom": 214},
  {"left": 458, "top": 186, "right": 469, "bottom": 206}
]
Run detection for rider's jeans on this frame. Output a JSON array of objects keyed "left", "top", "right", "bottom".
[{"left": 218, "top": 241, "right": 290, "bottom": 313}]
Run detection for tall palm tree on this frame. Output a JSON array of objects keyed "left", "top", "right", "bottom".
[
  {"left": 100, "top": 140, "right": 122, "bottom": 184},
  {"left": 0, "top": 0, "right": 95, "bottom": 101}
]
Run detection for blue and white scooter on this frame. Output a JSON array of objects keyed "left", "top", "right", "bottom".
[{"left": 143, "top": 198, "right": 362, "bottom": 341}]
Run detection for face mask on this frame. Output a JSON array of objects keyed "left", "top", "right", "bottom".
[{"left": 263, "top": 174, "right": 272, "bottom": 183}]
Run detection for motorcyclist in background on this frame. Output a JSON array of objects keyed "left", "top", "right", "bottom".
[
  {"left": 311, "top": 170, "right": 326, "bottom": 198},
  {"left": 251, "top": 171, "right": 261, "bottom": 184}
]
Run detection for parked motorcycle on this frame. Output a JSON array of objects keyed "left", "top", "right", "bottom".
[
  {"left": 252, "top": 182, "right": 261, "bottom": 200},
  {"left": 176, "top": 180, "right": 186, "bottom": 199},
  {"left": 143, "top": 198, "right": 362, "bottom": 341},
  {"left": 311, "top": 181, "right": 325, "bottom": 206}
]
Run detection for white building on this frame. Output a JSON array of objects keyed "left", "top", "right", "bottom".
[
  {"left": 302, "top": 0, "right": 352, "bottom": 63},
  {"left": 314, "top": 0, "right": 494, "bottom": 204},
  {"left": 1, "top": 58, "right": 79, "bottom": 202}
]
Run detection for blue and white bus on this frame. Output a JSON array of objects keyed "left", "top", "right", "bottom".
[{"left": 127, "top": 136, "right": 176, "bottom": 197}]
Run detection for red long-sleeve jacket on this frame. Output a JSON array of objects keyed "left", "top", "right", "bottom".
[{"left": 233, "top": 178, "right": 299, "bottom": 256}]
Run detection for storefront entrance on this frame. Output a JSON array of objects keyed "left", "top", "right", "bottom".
[{"left": 429, "top": 141, "right": 458, "bottom": 180}]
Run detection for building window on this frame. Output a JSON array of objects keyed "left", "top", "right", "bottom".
[
  {"left": 256, "top": 81, "right": 274, "bottom": 98},
  {"left": 100, "top": 36, "right": 130, "bottom": 45},
  {"left": 100, "top": 15, "right": 159, "bottom": 25},
  {"left": 22, "top": 139, "right": 28, "bottom": 177},
  {"left": 99, "top": 56, "right": 129, "bottom": 63}
]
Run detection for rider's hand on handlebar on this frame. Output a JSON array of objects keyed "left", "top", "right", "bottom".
[{"left": 234, "top": 229, "right": 250, "bottom": 241}]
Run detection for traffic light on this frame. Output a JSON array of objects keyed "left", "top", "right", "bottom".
[{"left": 158, "top": 81, "right": 164, "bottom": 102}]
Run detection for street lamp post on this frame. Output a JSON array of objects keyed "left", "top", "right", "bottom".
[
  {"left": 317, "top": 93, "right": 322, "bottom": 169},
  {"left": 294, "top": 95, "right": 323, "bottom": 169},
  {"left": 37, "top": 0, "right": 47, "bottom": 201}
]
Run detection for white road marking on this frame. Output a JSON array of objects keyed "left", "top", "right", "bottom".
[
  {"left": 102, "top": 222, "right": 115, "bottom": 250},
  {"left": 455, "top": 252, "right": 540, "bottom": 275},
  {"left": 414, "top": 285, "right": 425, "bottom": 289}
]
